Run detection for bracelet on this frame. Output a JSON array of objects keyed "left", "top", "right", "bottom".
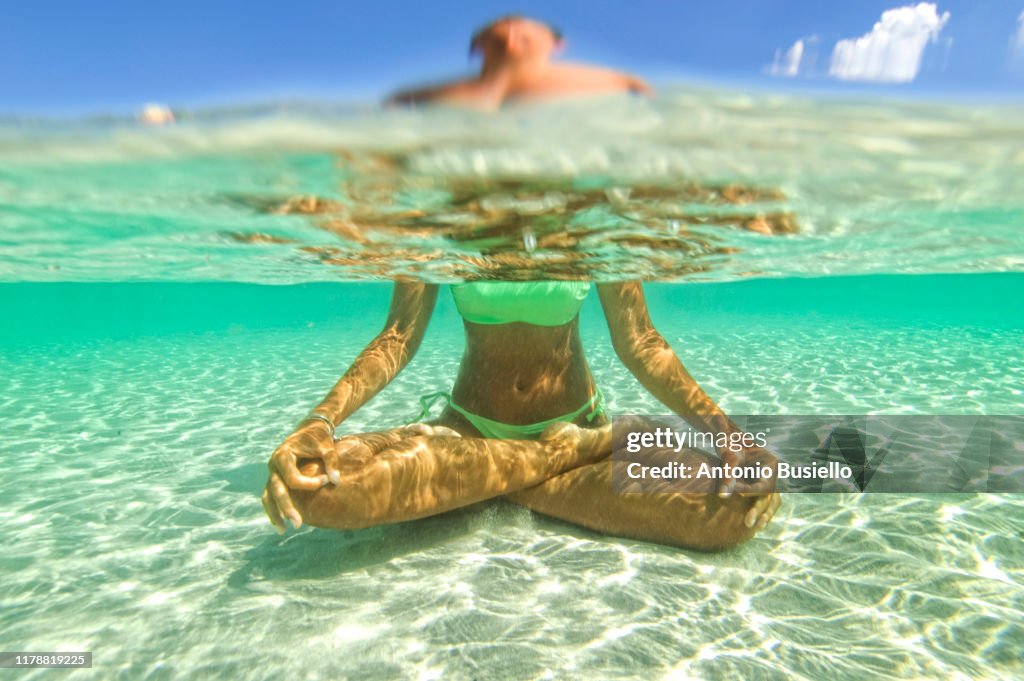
[{"left": 300, "top": 412, "right": 336, "bottom": 439}]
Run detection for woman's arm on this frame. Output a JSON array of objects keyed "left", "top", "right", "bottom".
[
  {"left": 592, "top": 281, "right": 779, "bottom": 531},
  {"left": 596, "top": 281, "right": 744, "bottom": 452},
  {"left": 541, "top": 63, "right": 653, "bottom": 97},
  {"left": 265, "top": 282, "right": 438, "bottom": 527},
  {"left": 386, "top": 78, "right": 503, "bottom": 110},
  {"left": 310, "top": 281, "right": 438, "bottom": 427}
]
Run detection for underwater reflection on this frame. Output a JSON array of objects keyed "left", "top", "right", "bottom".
[{"left": 223, "top": 148, "right": 798, "bottom": 282}]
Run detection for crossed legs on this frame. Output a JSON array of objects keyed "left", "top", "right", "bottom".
[{"left": 277, "top": 416, "right": 779, "bottom": 551}]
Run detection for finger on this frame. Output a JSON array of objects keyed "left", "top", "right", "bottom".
[
  {"left": 744, "top": 504, "right": 759, "bottom": 529},
  {"left": 717, "top": 449, "right": 741, "bottom": 497},
  {"left": 718, "top": 477, "right": 736, "bottom": 498},
  {"left": 744, "top": 492, "right": 771, "bottom": 528},
  {"left": 756, "top": 501, "right": 772, "bottom": 530},
  {"left": 756, "top": 512, "right": 770, "bottom": 530},
  {"left": 270, "top": 474, "right": 303, "bottom": 530},
  {"left": 270, "top": 441, "right": 331, "bottom": 487},
  {"left": 261, "top": 487, "right": 286, "bottom": 534},
  {"left": 321, "top": 449, "right": 342, "bottom": 486},
  {"left": 276, "top": 454, "right": 327, "bottom": 491},
  {"left": 400, "top": 423, "right": 465, "bottom": 439},
  {"left": 717, "top": 462, "right": 736, "bottom": 497},
  {"left": 753, "top": 493, "right": 781, "bottom": 530},
  {"left": 426, "top": 425, "right": 462, "bottom": 439},
  {"left": 402, "top": 423, "right": 435, "bottom": 437},
  {"left": 764, "top": 493, "right": 782, "bottom": 523}
]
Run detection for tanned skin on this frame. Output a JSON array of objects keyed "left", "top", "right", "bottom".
[
  {"left": 262, "top": 17, "right": 780, "bottom": 550},
  {"left": 387, "top": 16, "right": 653, "bottom": 111}
]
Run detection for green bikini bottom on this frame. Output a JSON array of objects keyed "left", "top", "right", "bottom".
[{"left": 412, "top": 388, "right": 606, "bottom": 440}]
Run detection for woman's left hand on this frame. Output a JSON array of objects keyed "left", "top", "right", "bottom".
[
  {"left": 743, "top": 491, "right": 782, "bottom": 530},
  {"left": 721, "top": 444, "right": 780, "bottom": 529}
]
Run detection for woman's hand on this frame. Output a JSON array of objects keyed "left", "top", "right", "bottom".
[
  {"left": 743, "top": 491, "right": 782, "bottom": 531},
  {"left": 720, "top": 444, "right": 781, "bottom": 530},
  {"left": 261, "top": 421, "right": 335, "bottom": 533}
]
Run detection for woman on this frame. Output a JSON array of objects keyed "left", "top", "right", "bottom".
[
  {"left": 262, "top": 15, "right": 780, "bottom": 551},
  {"left": 386, "top": 14, "right": 653, "bottom": 110}
]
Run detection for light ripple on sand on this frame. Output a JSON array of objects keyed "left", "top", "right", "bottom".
[{"left": 0, "top": 307, "right": 1022, "bottom": 680}]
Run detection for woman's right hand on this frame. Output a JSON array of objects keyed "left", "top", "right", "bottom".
[{"left": 261, "top": 421, "right": 335, "bottom": 533}]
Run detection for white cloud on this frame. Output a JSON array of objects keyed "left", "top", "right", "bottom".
[
  {"left": 770, "top": 39, "right": 805, "bottom": 77},
  {"left": 829, "top": 3, "right": 951, "bottom": 83},
  {"left": 1010, "top": 11, "right": 1024, "bottom": 72}
]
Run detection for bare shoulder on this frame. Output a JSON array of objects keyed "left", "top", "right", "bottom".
[{"left": 540, "top": 63, "right": 653, "bottom": 95}]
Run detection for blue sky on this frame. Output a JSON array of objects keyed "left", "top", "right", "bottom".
[{"left": 1, "top": 0, "right": 1021, "bottom": 114}]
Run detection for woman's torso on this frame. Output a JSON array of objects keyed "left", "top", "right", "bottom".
[{"left": 446, "top": 281, "right": 604, "bottom": 429}]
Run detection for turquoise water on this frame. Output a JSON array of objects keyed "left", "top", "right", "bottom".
[
  {"left": 1, "top": 276, "right": 1022, "bottom": 679},
  {"left": 2, "top": 87, "right": 1023, "bottom": 679},
  {"left": 3, "top": 89, "right": 1023, "bottom": 283}
]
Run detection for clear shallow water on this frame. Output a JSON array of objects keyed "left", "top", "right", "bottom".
[
  {"left": 2, "top": 86, "right": 1023, "bottom": 283},
  {"left": 1, "top": 276, "right": 1022, "bottom": 679},
  {"left": 2, "top": 84, "right": 1023, "bottom": 678}
]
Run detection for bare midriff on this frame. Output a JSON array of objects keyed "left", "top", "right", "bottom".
[{"left": 444, "top": 318, "right": 606, "bottom": 433}]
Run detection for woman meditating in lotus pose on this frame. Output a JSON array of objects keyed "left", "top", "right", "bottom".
[{"left": 261, "top": 15, "right": 780, "bottom": 551}]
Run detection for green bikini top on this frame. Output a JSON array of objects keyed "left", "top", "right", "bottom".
[{"left": 451, "top": 281, "right": 591, "bottom": 326}]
